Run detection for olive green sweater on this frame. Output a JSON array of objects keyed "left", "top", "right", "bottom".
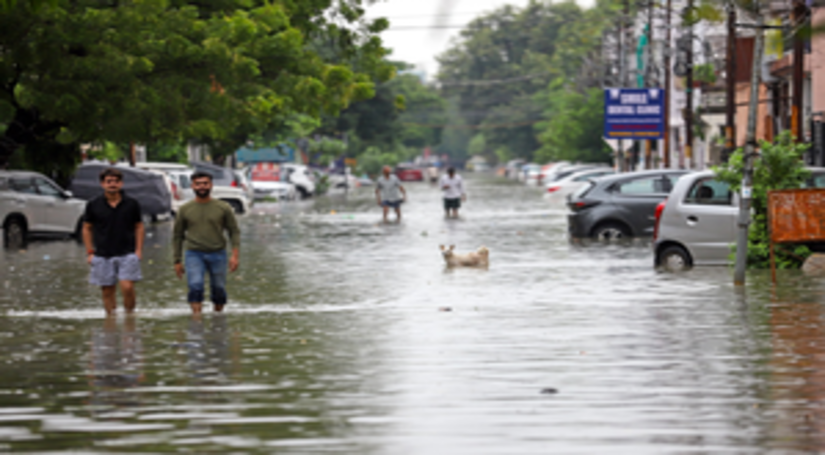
[{"left": 172, "top": 199, "right": 240, "bottom": 263}]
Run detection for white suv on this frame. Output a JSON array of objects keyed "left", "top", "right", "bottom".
[{"left": 0, "top": 171, "right": 86, "bottom": 248}]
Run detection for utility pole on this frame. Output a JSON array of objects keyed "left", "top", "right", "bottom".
[
  {"left": 791, "top": 0, "right": 805, "bottom": 142},
  {"left": 129, "top": 142, "right": 136, "bottom": 167},
  {"left": 617, "top": 0, "right": 629, "bottom": 172},
  {"left": 645, "top": 2, "right": 654, "bottom": 169},
  {"left": 725, "top": 5, "right": 737, "bottom": 161},
  {"left": 733, "top": 11, "right": 765, "bottom": 286},
  {"left": 684, "top": 0, "right": 694, "bottom": 169},
  {"left": 664, "top": 0, "right": 672, "bottom": 168}
]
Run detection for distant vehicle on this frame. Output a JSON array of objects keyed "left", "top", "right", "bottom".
[
  {"left": 522, "top": 163, "right": 542, "bottom": 185},
  {"left": 545, "top": 168, "right": 615, "bottom": 202},
  {"left": 234, "top": 169, "right": 256, "bottom": 202},
  {"left": 567, "top": 170, "right": 689, "bottom": 240},
  {"left": 504, "top": 159, "right": 525, "bottom": 179},
  {"left": 0, "top": 171, "right": 86, "bottom": 248},
  {"left": 544, "top": 164, "right": 607, "bottom": 185},
  {"left": 129, "top": 162, "right": 189, "bottom": 213},
  {"left": 188, "top": 161, "right": 252, "bottom": 214},
  {"left": 395, "top": 164, "right": 424, "bottom": 182},
  {"left": 168, "top": 170, "right": 257, "bottom": 212},
  {"left": 70, "top": 164, "right": 172, "bottom": 218},
  {"left": 653, "top": 168, "right": 825, "bottom": 271},
  {"left": 282, "top": 164, "right": 316, "bottom": 198},
  {"left": 247, "top": 163, "right": 297, "bottom": 201}
]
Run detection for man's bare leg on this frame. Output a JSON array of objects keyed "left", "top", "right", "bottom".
[
  {"left": 120, "top": 280, "right": 136, "bottom": 313},
  {"left": 382, "top": 206, "right": 389, "bottom": 223},
  {"left": 190, "top": 302, "right": 203, "bottom": 314},
  {"left": 102, "top": 286, "right": 117, "bottom": 315},
  {"left": 214, "top": 304, "right": 224, "bottom": 312},
  {"left": 395, "top": 207, "right": 402, "bottom": 222}
]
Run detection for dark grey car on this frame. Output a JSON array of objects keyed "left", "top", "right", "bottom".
[
  {"left": 567, "top": 170, "right": 689, "bottom": 240},
  {"left": 69, "top": 164, "right": 172, "bottom": 217}
]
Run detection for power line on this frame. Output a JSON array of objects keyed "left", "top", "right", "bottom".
[
  {"left": 383, "top": 25, "right": 468, "bottom": 31},
  {"left": 439, "top": 72, "right": 550, "bottom": 86}
]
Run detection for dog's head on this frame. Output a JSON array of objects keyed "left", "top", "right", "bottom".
[
  {"left": 477, "top": 246, "right": 489, "bottom": 257},
  {"left": 439, "top": 244, "right": 455, "bottom": 258}
]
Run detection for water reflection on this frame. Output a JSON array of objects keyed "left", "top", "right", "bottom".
[
  {"left": 183, "top": 314, "right": 239, "bottom": 386},
  {"left": 87, "top": 315, "right": 144, "bottom": 413}
]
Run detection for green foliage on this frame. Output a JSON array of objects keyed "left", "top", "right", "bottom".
[
  {"left": 308, "top": 137, "right": 347, "bottom": 166},
  {"left": 0, "top": 0, "right": 393, "bottom": 167},
  {"left": 535, "top": 85, "right": 611, "bottom": 164},
  {"left": 435, "top": 0, "right": 616, "bottom": 163},
  {"left": 694, "top": 64, "right": 717, "bottom": 84},
  {"left": 147, "top": 143, "right": 187, "bottom": 163},
  {"left": 714, "top": 131, "right": 812, "bottom": 269},
  {"left": 356, "top": 146, "right": 400, "bottom": 177}
]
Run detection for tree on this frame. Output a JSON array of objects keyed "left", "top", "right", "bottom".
[
  {"left": 534, "top": 83, "right": 612, "bottom": 164},
  {"left": 0, "top": 0, "right": 393, "bottom": 170}
]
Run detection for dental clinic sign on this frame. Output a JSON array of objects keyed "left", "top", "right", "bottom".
[{"left": 603, "top": 88, "right": 665, "bottom": 139}]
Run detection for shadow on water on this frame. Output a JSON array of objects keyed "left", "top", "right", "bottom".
[{"left": 3, "top": 174, "right": 825, "bottom": 452}]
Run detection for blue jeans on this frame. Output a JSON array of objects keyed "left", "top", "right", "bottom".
[{"left": 185, "top": 250, "right": 228, "bottom": 305}]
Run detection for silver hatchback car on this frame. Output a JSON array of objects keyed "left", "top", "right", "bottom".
[
  {"left": 0, "top": 170, "right": 87, "bottom": 248},
  {"left": 653, "top": 168, "right": 825, "bottom": 270}
]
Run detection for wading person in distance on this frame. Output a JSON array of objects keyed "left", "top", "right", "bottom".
[
  {"left": 375, "top": 165, "right": 407, "bottom": 223},
  {"left": 83, "top": 168, "right": 144, "bottom": 315},
  {"left": 440, "top": 167, "right": 466, "bottom": 218},
  {"left": 173, "top": 172, "right": 240, "bottom": 315}
]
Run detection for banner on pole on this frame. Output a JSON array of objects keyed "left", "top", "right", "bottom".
[{"left": 603, "top": 88, "right": 665, "bottom": 139}]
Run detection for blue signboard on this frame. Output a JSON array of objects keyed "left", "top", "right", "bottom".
[
  {"left": 235, "top": 143, "right": 295, "bottom": 164},
  {"left": 603, "top": 88, "right": 665, "bottom": 139}
]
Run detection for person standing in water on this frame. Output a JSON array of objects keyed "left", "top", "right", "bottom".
[
  {"left": 173, "top": 172, "right": 240, "bottom": 315},
  {"left": 440, "top": 167, "right": 466, "bottom": 218},
  {"left": 83, "top": 168, "right": 144, "bottom": 315},
  {"left": 375, "top": 165, "right": 407, "bottom": 223}
]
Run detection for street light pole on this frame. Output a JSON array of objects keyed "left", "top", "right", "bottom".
[
  {"left": 685, "top": 0, "right": 694, "bottom": 169},
  {"left": 664, "top": 0, "right": 672, "bottom": 169},
  {"left": 733, "top": 11, "right": 765, "bottom": 286},
  {"left": 725, "top": 5, "right": 737, "bottom": 161},
  {"left": 617, "top": 0, "right": 628, "bottom": 172},
  {"left": 791, "top": 0, "right": 805, "bottom": 142}
]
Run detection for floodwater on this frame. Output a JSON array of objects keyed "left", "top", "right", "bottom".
[{"left": 2, "top": 174, "right": 825, "bottom": 453}]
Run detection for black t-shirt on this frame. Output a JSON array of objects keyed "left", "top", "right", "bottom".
[{"left": 84, "top": 194, "right": 142, "bottom": 258}]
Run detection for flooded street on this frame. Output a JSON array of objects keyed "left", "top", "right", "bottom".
[{"left": 3, "top": 174, "right": 825, "bottom": 453}]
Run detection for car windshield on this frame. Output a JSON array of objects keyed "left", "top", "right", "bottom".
[{"left": 177, "top": 174, "right": 191, "bottom": 189}]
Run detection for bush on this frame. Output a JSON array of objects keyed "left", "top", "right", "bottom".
[{"left": 714, "top": 131, "right": 812, "bottom": 269}]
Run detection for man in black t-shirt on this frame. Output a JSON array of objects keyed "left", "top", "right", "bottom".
[{"left": 82, "top": 168, "right": 145, "bottom": 315}]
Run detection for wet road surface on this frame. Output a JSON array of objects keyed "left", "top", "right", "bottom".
[{"left": 2, "top": 174, "right": 825, "bottom": 453}]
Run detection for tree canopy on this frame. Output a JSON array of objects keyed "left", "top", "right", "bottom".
[{"left": 0, "top": 0, "right": 393, "bottom": 171}]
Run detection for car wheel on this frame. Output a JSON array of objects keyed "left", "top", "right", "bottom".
[
  {"left": 297, "top": 187, "right": 310, "bottom": 199},
  {"left": 592, "top": 222, "right": 630, "bottom": 242},
  {"left": 3, "top": 217, "right": 27, "bottom": 249},
  {"left": 227, "top": 200, "right": 243, "bottom": 214},
  {"left": 658, "top": 245, "right": 692, "bottom": 272}
]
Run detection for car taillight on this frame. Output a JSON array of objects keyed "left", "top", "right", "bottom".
[
  {"left": 171, "top": 182, "right": 180, "bottom": 201},
  {"left": 547, "top": 185, "right": 561, "bottom": 193},
  {"left": 653, "top": 200, "right": 667, "bottom": 241},
  {"left": 568, "top": 200, "right": 600, "bottom": 212},
  {"left": 231, "top": 180, "right": 238, "bottom": 187}
]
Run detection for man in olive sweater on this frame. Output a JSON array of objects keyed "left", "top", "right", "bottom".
[{"left": 173, "top": 171, "right": 241, "bottom": 314}]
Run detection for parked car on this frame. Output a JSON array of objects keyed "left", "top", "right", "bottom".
[
  {"left": 395, "top": 164, "right": 424, "bottom": 182},
  {"left": 504, "top": 159, "right": 525, "bottom": 179},
  {"left": 0, "top": 171, "right": 87, "bottom": 248},
  {"left": 522, "top": 164, "right": 543, "bottom": 186},
  {"left": 167, "top": 169, "right": 256, "bottom": 213},
  {"left": 190, "top": 161, "right": 252, "bottom": 213},
  {"left": 545, "top": 164, "right": 608, "bottom": 185},
  {"left": 282, "top": 164, "right": 317, "bottom": 198},
  {"left": 246, "top": 163, "right": 297, "bottom": 201},
  {"left": 545, "top": 168, "right": 615, "bottom": 202},
  {"left": 70, "top": 164, "right": 172, "bottom": 218},
  {"left": 653, "top": 168, "right": 825, "bottom": 271},
  {"left": 567, "top": 170, "right": 689, "bottom": 240},
  {"left": 130, "top": 162, "right": 190, "bottom": 213}
]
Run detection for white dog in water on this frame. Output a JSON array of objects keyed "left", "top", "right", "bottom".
[{"left": 440, "top": 245, "right": 490, "bottom": 268}]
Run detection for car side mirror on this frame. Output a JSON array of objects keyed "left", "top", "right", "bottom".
[{"left": 63, "top": 190, "right": 73, "bottom": 198}]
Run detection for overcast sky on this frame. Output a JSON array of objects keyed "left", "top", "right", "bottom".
[{"left": 365, "top": 0, "right": 594, "bottom": 79}]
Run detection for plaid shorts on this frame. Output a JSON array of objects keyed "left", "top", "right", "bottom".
[{"left": 89, "top": 254, "right": 142, "bottom": 286}]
